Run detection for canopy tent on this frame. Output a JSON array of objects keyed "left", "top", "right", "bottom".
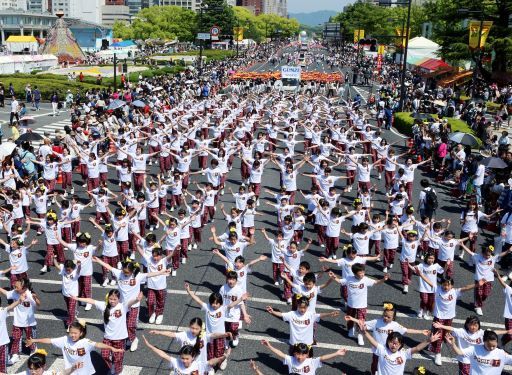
[
  {"left": 406, "top": 36, "right": 440, "bottom": 62},
  {"left": 0, "top": 54, "right": 57, "bottom": 74},
  {"left": 418, "top": 58, "right": 451, "bottom": 72},
  {"left": 6, "top": 35, "right": 39, "bottom": 53}
]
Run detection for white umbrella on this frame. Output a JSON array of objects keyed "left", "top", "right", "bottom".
[
  {"left": 448, "top": 132, "right": 480, "bottom": 147},
  {"left": 152, "top": 86, "right": 164, "bottom": 92},
  {"left": 0, "top": 142, "right": 17, "bottom": 161},
  {"left": 20, "top": 116, "right": 36, "bottom": 124}
]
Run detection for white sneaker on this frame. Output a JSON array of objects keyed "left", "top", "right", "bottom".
[
  {"left": 403, "top": 285, "right": 409, "bottom": 294},
  {"left": 232, "top": 338, "right": 239, "bottom": 347},
  {"left": 502, "top": 275, "right": 509, "bottom": 282},
  {"left": 320, "top": 244, "right": 325, "bottom": 248},
  {"left": 150, "top": 226, "right": 155, "bottom": 231},
  {"left": 458, "top": 250, "right": 464, "bottom": 260},
  {"left": 378, "top": 173, "right": 382, "bottom": 180},
  {"left": 110, "top": 279, "right": 117, "bottom": 285},
  {"left": 328, "top": 255, "right": 333, "bottom": 260},
  {"left": 219, "top": 358, "right": 228, "bottom": 370},
  {"left": 171, "top": 270, "right": 177, "bottom": 277},
  {"left": 417, "top": 309, "right": 424, "bottom": 318},
  {"left": 357, "top": 333, "right": 364, "bottom": 346},
  {"left": 155, "top": 223, "right": 159, "bottom": 229},
  {"left": 8, "top": 354, "right": 20, "bottom": 365},
  {"left": 155, "top": 315, "right": 163, "bottom": 325},
  {"left": 130, "top": 253, "right": 136, "bottom": 260},
  {"left": 85, "top": 303, "right": 92, "bottom": 311},
  {"left": 279, "top": 279, "right": 283, "bottom": 285},
  {"left": 424, "top": 312, "right": 433, "bottom": 320},
  {"left": 40, "top": 265, "right": 48, "bottom": 273},
  {"left": 102, "top": 279, "right": 109, "bottom": 287},
  {"left": 332, "top": 254, "right": 337, "bottom": 259},
  {"left": 193, "top": 243, "right": 198, "bottom": 250},
  {"left": 149, "top": 313, "right": 156, "bottom": 324},
  {"left": 383, "top": 267, "right": 388, "bottom": 273},
  {"left": 434, "top": 353, "right": 442, "bottom": 366},
  {"left": 286, "top": 298, "right": 292, "bottom": 304},
  {"left": 188, "top": 244, "right": 192, "bottom": 250},
  {"left": 130, "top": 337, "right": 139, "bottom": 352},
  {"left": 208, "top": 369, "right": 215, "bottom": 375},
  {"left": 274, "top": 281, "right": 279, "bottom": 286},
  {"left": 256, "top": 199, "right": 260, "bottom": 207},
  {"left": 70, "top": 188, "right": 75, "bottom": 194},
  {"left": 221, "top": 189, "right": 225, "bottom": 196},
  {"left": 475, "top": 307, "right": 483, "bottom": 316},
  {"left": 389, "top": 264, "right": 393, "bottom": 269},
  {"left": 181, "top": 258, "right": 186, "bottom": 264},
  {"left": 508, "top": 271, "right": 512, "bottom": 280},
  {"left": 117, "top": 262, "right": 122, "bottom": 269}
]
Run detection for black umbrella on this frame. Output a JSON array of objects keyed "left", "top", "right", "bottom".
[
  {"left": 482, "top": 157, "right": 508, "bottom": 169},
  {"left": 15, "top": 132, "right": 44, "bottom": 143}
]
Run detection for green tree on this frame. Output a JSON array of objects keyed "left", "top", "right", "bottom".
[
  {"left": 233, "top": 6, "right": 262, "bottom": 41},
  {"left": 112, "top": 20, "right": 134, "bottom": 40},
  {"left": 200, "top": 0, "right": 236, "bottom": 39},
  {"left": 255, "top": 13, "right": 300, "bottom": 40},
  {"left": 424, "top": 0, "right": 512, "bottom": 75},
  {"left": 129, "top": 6, "right": 197, "bottom": 41}
]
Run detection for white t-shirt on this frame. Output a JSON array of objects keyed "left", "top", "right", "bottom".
[
  {"left": 336, "top": 256, "right": 367, "bottom": 278},
  {"left": 434, "top": 287, "right": 461, "bottom": 319},
  {"left": 6, "top": 289, "right": 37, "bottom": 327},
  {"left": 175, "top": 331, "right": 212, "bottom": 364},
  {"left": 143, "top": 255, "right": 168, "bottom": 290},
  {"left": 416, "top": 263, "right": 444, "bottom": 293},
  {"left": 168, "top": 357, "right": 209, "bottom": 375},
  {"left": 283, "top": 356, "right": 322, "bottom": 374},
  {"left": 282, "top": 310, "right": 320, "bottom": 345},
  {"left": 59, "top": 264, "right": 80, "bottom": 297},
  {"left": 51, "top": 336, "right": 96, "bottom": 375},
  {"left": 201, "top": 302, "right": 227, "bottom": 334},
  {"left": 452, "top": 328, "right": 484, "bottom": 364},
  {"left": 472, "top": 254, "right": 499, "bottom": 282},
  {"left": 462, "top": 345, "right": 512, "bottom": 375},
  {"left": 219, "top": 284, "right": 243, "bottom": 323},
  {"left": 338, "top": 276, "right": 376, "bottom": 309},
  {"left": 375, "top": 343, "right": 412, "bottom": 375},
  {"left": 503, "top": 285, "right": 512, "bottom": 319},
  {"left": 381, "top": 227, "right": 400, "bottom": 249},
  {"left": 366, "top": 319, "right": 407, "bottom": 352},
  {"left": 94, "top": 301, "right": 129, "bottom": 340},
  {"left": 68, "top": 244, "right": 95, "bottom": 277},
  {"left": 0, "top": 308, "right": 10, "bottom": 346},
  {"left": 461, "top": 210, "right": 484, "bottom": 233},
  {"left": 111, "top": 269, "right": 147, "bottom": 308},
  {"left": 6, "top": 245, "right": 29, "bottom": 274}
]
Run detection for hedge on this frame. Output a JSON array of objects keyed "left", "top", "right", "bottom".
[
  {"left": 0, "top": 65, "right": 186, "bottom": 101},
  {"left": 167, "top": 49, "right": 236, "bottom": 61},
  {"left": 393, "top": 112, "right": 482, "bottom": 146}
]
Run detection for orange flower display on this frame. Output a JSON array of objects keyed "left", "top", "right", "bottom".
[{"left": 230, "top": 71, "right": 343, "bottom": 83}]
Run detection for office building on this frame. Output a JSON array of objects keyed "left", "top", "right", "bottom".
[{"left": 0, "top": 0, "right": 26, "bottom": 10}]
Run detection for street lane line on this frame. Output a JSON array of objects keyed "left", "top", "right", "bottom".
[
  {"left": 12, "top": 312, "right": 511, "bottom": 370},
  {"left": 3, "top": 277, "right": 505, "bottom": 329}
]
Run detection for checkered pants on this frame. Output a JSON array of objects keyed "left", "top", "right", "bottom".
[
  {"left": 474, "top": 281, "right": 492, "bottom": 308},
  {"left": 64, "top": 296, "right": 78, "bottom": 327},
  {"left": 420, "top": 292, "right": 435, "bottom": 312},
  {"left": 225, "top": 321, "right": 240, "bottom": 339},
  {"left": 71, "top": 221, "right": 80, "bottom": 241},
  {"left": 437, "top": 260, "right": 454, "bottom": 278},
  {"left": 272, "top": 263, "right": 284, "bottom": 282},
  {"left": 400, "top": 261, "right": 413, "bottom": 285},
  {"left": 117, "top": 240, "right": 129, "bottom": 258},
  {"left": 102, "top": 255, "right": 119, "bottom": 282},
  {"left": 207, "top": 337, "right": 225, "bottom": 361},
  {"left": 171, "top": 245, "right": 182, "bottom": 270},
  {"left": 126, "top": 307, "right": 139, "bottom": 342},
  {"left": 101, "top": 338, "right": 125, "bottom": 375},
  {"left": 180, "top": 239, "right": 189, "bottom": 259},
  {"left": 61, "top": 227, "right": 72, "bottom": 244},
  {"left": 78, "top": 275, "right": 92, "bottom": 299},
  {"left": 10, "top": 272, "right": 28, "bottom": 289},
  {"left": 369, "top": 239, "right": 381, "bottom": 256},
  {"left": 192, "top": 227, "right": 202, "bottom": 244},
  {"left": 346, "top": 307, "right": 367, "bottom": 331},
  {"left": 0, "top": 344, "right": 6, "bottom": 374},
  {"left": 11, "top": 325, "right": 37, "bottom": 354},
  {"left": 283, "top": 272, "right": 293, "bottom": 299},
  {"left": 46, "top": 244, "right": 64, "bottom": 266},
  {"left": 383, "top": 248, "right": 396, "bottom": 268},
  {"left": 147, "top": 289, "right": 166, "bottom": 317},
  {"left": 429, "top": 317, "right": 452, "bottom": 354}
]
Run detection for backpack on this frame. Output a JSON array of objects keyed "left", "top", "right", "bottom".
[{"left": 424, "top": 188, "right": 438, "bottom": 210}]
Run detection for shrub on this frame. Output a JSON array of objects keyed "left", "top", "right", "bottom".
[{"left": 393, "top": 112, "right": 482, "bottom": 146}]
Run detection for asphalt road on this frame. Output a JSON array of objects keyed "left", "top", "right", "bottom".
[{"left": 0, "top": 48, "right": 509, "bottom": 375}]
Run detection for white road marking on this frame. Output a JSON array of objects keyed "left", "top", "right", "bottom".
[
  {"left": 2, "top": 277, "right": 505, "bottom": 329},
  {"left": 6, "top": 312, "right": 508, "bottom": 370},
  {"left": 390, "top": 127, "right": 409, "bottom": 139}
]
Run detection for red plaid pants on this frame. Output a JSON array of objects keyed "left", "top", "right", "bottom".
[
  {"left": 207, "top": 337, "right": 225, "bottom": 361},
  {"left": 96, "top": 211, "right": 111, "bottom": 224},
  {"left": 383, "top": 248, "right": 396, "bottom": 268},
  {"left": 61, "top": 172, "right": 72, "bottom": 190},
  {"left": 126, "top": 307, "right": 139, "bottom": 342},
  {"left": 46, "top": 244, "right": 64, "bottom": 266},
  {"left": 341, "top": 285, "right": 348, "bottom": 302},
  {"left": 101, "top": 338, "right": 125, "bottom": 375},
  {"left": 171, "top": 245, "right": 182, "bottom": 270},
  {"left": 283, "top": 273, "right": 293, "bottom": 299},
  {"left": 148, "top": 208, "right": 159, "bottom": 226},
  {"left": 437, "top": 260, "right": 454, "bottom": 279},
  {"left": 158, "top": 197, "right": 167, "bottom": 214},
  {"left": 180, "top": 238, "right": 189, "bottom": 259},
  {"left": 133, "top": 173, "right": 144, "bottom": 192},
  {"left": 64, "top": 296, "right": 78, "bottom": 327},
  {"left": 71, "top": 221, "right": 80, "bottom": 241},
  {"left": 400, "top": 261, "right": 413, "bottom": 285},
  {"left": 0, "top": 344, "right": 6, "bottom": 374},
  {"left": 192, "top": 227, "right": 202, "bottom": 244},
  {"left": 369, "top": 239, "right": 381, "bottom": 256},
  {"left": 11, "top": 325, "right": 37, "bottom": 354},
  {"left": 474, "top": 281, "right": 492, "bottom": 308},
  {"left": 225, "top": 321, "right": 240, "bottom": 339},
  {"left": 502, "top": 318, "right": 512, "bottom": 346},
  {"left": 78, "top": 275, "right": 92, "bottom": 299},
  {"left": 346, "top": 307, "right": 367, "bottom": 331},
  {"left": 420, "top": 292, "right": 435, "bottom": 312},
  {"left": 61, "top": 227, "right": 72, "bottom": 244},
  {"left": 429, "top": 317, "right": 452, "bottom": 353},
  {"left": 117, "top": 241, "right": 129, "bottom": 258},
  {"left": 314, "top": 225, "right": 326, "bottom": 246},
  {"left": 87, "top": 177, "right": 99, "bottom": 192},
  {"left": 102, "top": 255, "right": 119, "bottom": 282},
  {"left": 147, "top": 289, "right": 166, "bottom": 317},
  {"left": 272, "top": 263, "right": 284, "bottom": 282},
  {"left": 325, "top": 236, "right": 339, "bottom": 258}
]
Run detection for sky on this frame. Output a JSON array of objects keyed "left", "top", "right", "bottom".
[{"left": 287, "top": 0, "right": 352, "bottom": 13}]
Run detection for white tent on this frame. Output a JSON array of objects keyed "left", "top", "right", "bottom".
[
  {"left": 0, "top": 54, "right": 58, "bottom": 74},
  {"left": 5, "top": 35, "right": 39, "bottom": 54},
  {"left": 407, "top": 36, "right": 440, "bottom": 60}
]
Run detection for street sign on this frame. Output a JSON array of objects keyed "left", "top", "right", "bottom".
[
  {"left": 281, "top": 66, "right": 301, "bottom": 79},
  {"left": 210, "top": 26, "right": 220, "bottom": 37},
  {"left": 197, "top": 33, "right": 211, "bottom": 40}
]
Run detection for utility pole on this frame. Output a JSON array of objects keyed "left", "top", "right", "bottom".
[
  {"left": 113, "top": 53, "right": 117, "bottom": 92},
  {"left": 398, "top": 0, "right": 412, "bottom": 112}
]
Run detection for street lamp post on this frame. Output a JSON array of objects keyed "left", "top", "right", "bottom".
[
  {"left": 398, "top": 0, "right": 412, "bottom": 112},
  {"left": 198, "top": 3, "right": 208, "bottom": 76}
]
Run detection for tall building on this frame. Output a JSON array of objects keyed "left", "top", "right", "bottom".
[
  {"left": 236, "top": 0, "right": 262, "bottom": 15},
  {"left": 0, "top": 0, "right": 27, "bottom": 10},
  {"left": 102, "top": 3, "right": 130, "bottom": 26},
  {"left": 158, "top": 0, "right": 201, "bottom": 11},
  {"left": 69, "top": 0, "right": 102, "bottom": 24},
  {"left": 125, "top": 0, "right": 142, "bottom": 15}
]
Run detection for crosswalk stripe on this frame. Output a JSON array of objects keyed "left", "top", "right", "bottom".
[{"left": 0, "top": 277, "right": 504, "bottom": 329}]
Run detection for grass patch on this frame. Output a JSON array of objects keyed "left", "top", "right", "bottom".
[
  {"left": 161, "top": 49, "right": 236, "bottom": 61},
  {"left": 394, "top": 112, "right": 482, "bottom": 146}
]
